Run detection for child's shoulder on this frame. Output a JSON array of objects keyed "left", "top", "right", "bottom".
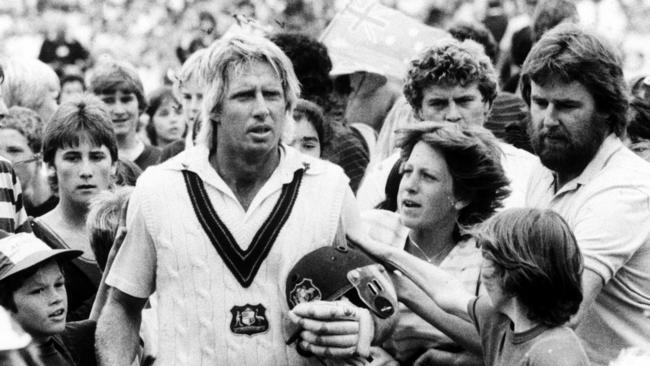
[
  {"left": 58, "top": 320, "right": 97, "bottom": 366},
  {"left": 526, "top": 326, "right": 589, "bottom": 366}
]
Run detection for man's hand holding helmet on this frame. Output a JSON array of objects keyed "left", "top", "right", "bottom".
[{"left": 285, "top": 243, "right": 399, "bottom": 360}]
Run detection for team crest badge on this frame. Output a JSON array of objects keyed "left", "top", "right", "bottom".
[
  {"left": 288, "top": 278, "right": 322, "bottom": 308},
  {"left": 230, "top": 304, "right": 269, "bottom": 336}
]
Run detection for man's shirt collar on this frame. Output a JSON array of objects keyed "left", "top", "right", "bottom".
[
  {"left": 551, "top": 134, "right": 623, "bottom": 195},
  {"left": 175, "top": 143, "right": 315, "bottom": 193}
]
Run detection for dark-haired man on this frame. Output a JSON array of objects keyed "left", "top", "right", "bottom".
[
  {"left": 522, "top": 24, "right": 650, "bottom": 366},
  {"left": 87, "top": 61, "right": 161, "bottom": 170},
  {"left": 358, "top": 38, "right": 537, "bottom": 211}
]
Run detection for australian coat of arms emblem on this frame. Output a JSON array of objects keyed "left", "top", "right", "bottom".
[
  {"left": 288, "top": 278, "right": 322, "bottom": 308},
  {"left": 230, "top": 304, "right": 269, "bottom": 336}
]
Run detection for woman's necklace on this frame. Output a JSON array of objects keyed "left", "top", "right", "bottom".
[
  {"left": 407, "top": 236, "right": 432, "bottom": 263},
  {"left": 406, "top": 235, "right": 454, "bottom": 265}
]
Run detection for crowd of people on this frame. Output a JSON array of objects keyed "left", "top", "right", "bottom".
[{"left": 0, "top": 0, "right": 649, "bottom": 366}]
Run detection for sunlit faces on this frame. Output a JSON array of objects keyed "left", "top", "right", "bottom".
[
  {"left": 418, "top": 82, "right": 489, "bottom": 127},
  {"left": 214, "top": 61, "right": 286, "bottom": 156},
  {"left": 51, "top": 138, "right": 116, "bottom": 206},
  {"left": 0, "top": 128, "right": 37, "bottom": 191},
  {"left": 11, "top": 260, "right": 67, "bottom": 340},
  {"left": 397, "top": 141, "right": 459, "bottom": 232},
  {"left": 528, "top": 79, "right": 609, "bottom": 179},
  {"left": 289, "top": 112, "right": 321, "bottom": 158},
  {"left": 97, "top": 90, "right": 140, "bottom": 139},
  {"left": 59, "top": 80, "right": 84, "bottom": 104},
  {"left": 152, "top": 99, "right": 184, "bottom": 145}
]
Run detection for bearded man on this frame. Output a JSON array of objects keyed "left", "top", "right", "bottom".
[{"left": 522, "top": 24, "right": 650, "bottom": 366}]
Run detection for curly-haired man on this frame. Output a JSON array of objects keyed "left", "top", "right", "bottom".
[{"left": 358, "top": 38, "right": 537, "bottom": 211}]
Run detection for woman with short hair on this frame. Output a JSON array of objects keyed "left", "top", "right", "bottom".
[{"left": 363, "top": 121, "right": 510, "bottom": 365}]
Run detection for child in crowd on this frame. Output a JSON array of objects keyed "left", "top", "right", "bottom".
[
  {"left": 58, "top": 74, "right": 85, "bottom": 105},
  {"left": 86, "top": 188, "right": 156, "bottom": 365},
  {"left": 87, "top": 60, "right": 161, "bottom": 170},
  {"left": 289, "top": 98, "right": 325, "bottom": 158},
  {"left": 358, "top": 207, "right": 590, "bottom": 366},
  {"left": 159, "top": 49, "right": 207, "bottom": 162},
  {"left": 145, "top": 87, "right": 185, "bottom": 147},
  {"left": 0, "top": 233, "right": 96, "bottom": 366}
]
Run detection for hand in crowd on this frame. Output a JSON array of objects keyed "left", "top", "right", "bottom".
[
  {"left": 288, "top": 299, "right": 375, "bottom": 359},
  {"left": 387, "top": 270, "right": 421, "bottom": 304}
]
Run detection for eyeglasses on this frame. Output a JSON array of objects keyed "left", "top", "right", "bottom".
[{"left": 13, "top": 153, "right": 41, "bottom": 167}]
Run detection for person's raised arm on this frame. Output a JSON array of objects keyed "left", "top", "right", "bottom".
[
  {"left": 354, "top": 236, "right": 474, "bottom": 321},
  {"left": 96, "top": 287, "right": 147, "bottom": 366},
  {"left": 389, "top": 271, "right": 481, "bottom": 355}
]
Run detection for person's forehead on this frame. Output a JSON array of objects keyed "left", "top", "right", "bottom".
[
  {"left": 97, "top": 89, "right": 136, "bottom": 97},
  {"left": 180, "top": 79, "right": 203, "bottom": 94},
  {"left": 294, "top": 117, "right": 318, "bottom": 137},
  {"left": 19, "top": 261, "right": 63, "bottom": 288},
  {"left": 225, "top": 60, "right": 282, "bottom": 85},
  {"left": 0, "top": 128, "right": 30, "bottom": 144},
  {"left": 422, "top": 82, "right": 481, "bottom": 98},
  {"left": 57, "top": 133, "right": 111, "bottom": 152},
  {"left": 406, "top": 141, "right": 448, "bottom": 171},
  {"left": 158, "top": 97, "right": 182, "bottom": 108},
  {"left": 530, "top": 79, "right": 594, "bottom": 101},
  {"left": 59, "top": 140, "right": 110, "bottom": 151}
]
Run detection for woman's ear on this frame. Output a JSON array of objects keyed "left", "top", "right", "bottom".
[{"left": 111, "top": 161, "right": 118, "bottom": 179}]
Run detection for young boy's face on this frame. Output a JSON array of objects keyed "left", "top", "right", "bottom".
[
  {"left": 12, "top": 260, "right": 67, "bottom": 340},
  {"left": 179, "top": 80, "right": 203, "bottom": 126},
  {"left": 97, "top": 89, "right": 140, "bottom": 140}
]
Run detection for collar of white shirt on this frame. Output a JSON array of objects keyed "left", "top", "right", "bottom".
[
  {"left": 552, "top": 134, "right": 623, "bottom": 195},
  {"left": 169, "top": 143, "right": 321, "bottom": 201}
]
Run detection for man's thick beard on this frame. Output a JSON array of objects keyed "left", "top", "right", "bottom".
[{"left": 529, "top": 115, "right": 609, "bottom": 178}]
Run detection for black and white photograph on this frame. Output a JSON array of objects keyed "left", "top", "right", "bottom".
[{"left": 0, "top": 0, "right": 649, "bottom": 365}]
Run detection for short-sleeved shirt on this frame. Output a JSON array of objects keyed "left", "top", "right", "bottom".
[
  {"left": 468, "top": 296, "right": 589, "bottom": 366},
  {"left": 525, "top": 135, "right": 650, "bottom": 365},
  {"left": 0, "top": 157, "right": 28, "bottom": 232}
]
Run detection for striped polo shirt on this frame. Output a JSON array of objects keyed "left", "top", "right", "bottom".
[{"left": 0, "top": 157, "right": 27, "bottom": 233}]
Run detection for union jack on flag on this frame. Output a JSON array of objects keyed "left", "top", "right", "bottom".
[{"left": 320, "top": 0, "right": 449, "bottom": 79}]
